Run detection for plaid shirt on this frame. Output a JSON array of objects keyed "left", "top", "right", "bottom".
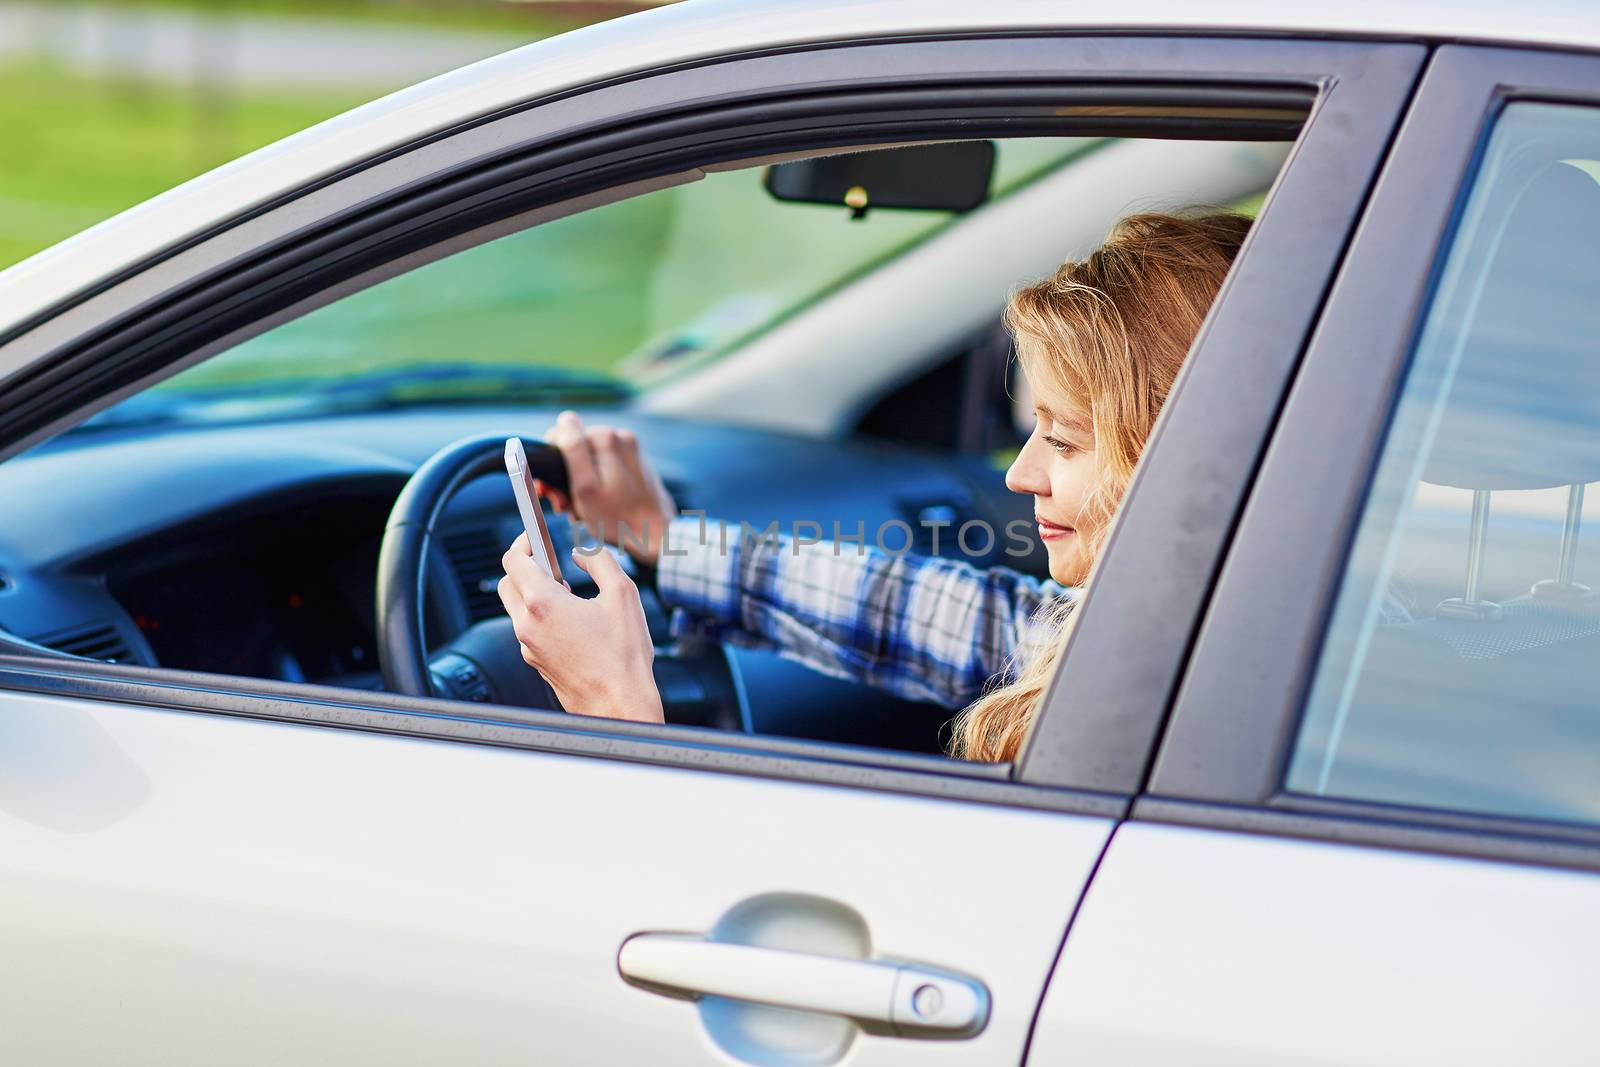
[{"left": 656, "top": 515, "right": 1075, "bottom": 708}]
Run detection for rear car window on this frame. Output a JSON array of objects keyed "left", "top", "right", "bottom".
[{"left": 1288, "top": 103, "right": 1600, "bottom": 825}]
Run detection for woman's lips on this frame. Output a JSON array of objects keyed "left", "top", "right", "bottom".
[{"left": 1036, "top": 515, "right": 1075, "bottom": 541}]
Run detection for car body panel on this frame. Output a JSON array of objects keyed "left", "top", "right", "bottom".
[
  {"left": 0, "top": 689, "right": 1109, "bottom": 1064},
  {"left": 1030, "top": 823, "right": 1600, "bottom": 1065}
]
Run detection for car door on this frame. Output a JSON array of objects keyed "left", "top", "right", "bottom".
[
  {"left": 0, "top": 27, "right": 1418, "bottom": 1067},
  {"left": 1031, "top": 45, "right": 1600, "bottom": 1065}
]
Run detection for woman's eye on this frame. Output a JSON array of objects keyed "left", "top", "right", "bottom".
[{"left": 1044, "top": 434, "right": 1077, "bottom": 455}]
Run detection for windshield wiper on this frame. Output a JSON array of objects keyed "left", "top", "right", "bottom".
[{"left": 68, "top": 363, "right": 631, "bottom": 435}]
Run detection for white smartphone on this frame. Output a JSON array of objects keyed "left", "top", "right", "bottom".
[{"left": 504, "top": 437, "right": 567, "bottom": 589}]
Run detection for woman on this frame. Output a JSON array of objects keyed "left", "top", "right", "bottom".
[{"left": 498, "top": 211, "right": 1250, "bottom": 761}]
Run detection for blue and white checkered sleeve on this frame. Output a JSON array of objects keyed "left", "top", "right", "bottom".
[
  {"left": 655, "top": 514, "right": 1074, "bottom": 709},
  {"left": 655, "top": 514, "right": 747, "bottom": 625}
]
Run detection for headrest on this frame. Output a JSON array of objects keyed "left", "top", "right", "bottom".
[{"left": 1423, "top": 162, "right": 1600, "bottom": 490}]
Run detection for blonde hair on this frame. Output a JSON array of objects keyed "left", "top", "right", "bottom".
[{"left": 949, "top": 211, "right": 1250, "bottom": 763}]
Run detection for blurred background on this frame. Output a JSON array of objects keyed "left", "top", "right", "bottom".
[
  {"left": 0, "top": 0, "right": 672, "bottom": 270},
  {"left": 0, "top": 0, "right": 1098, "bottom": 403}
]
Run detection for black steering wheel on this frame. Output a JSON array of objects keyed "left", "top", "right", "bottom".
[
  {"left": 376, "top": 433, "right": 568, "bottom": 707},
  {"left": 376, "top": 432, "right": 747, "bottom": 730}
]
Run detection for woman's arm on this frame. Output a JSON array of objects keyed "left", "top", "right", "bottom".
[
  {"left": 511, "top": 410, "right": 1071, "bottom": 717},
  {"left": 657, "top": 515, "right": 1073, "bottom": 708}
]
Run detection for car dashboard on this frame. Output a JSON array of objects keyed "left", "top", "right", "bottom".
[{"left": 107, "top": 492, "right": 393, "bottom": 688}]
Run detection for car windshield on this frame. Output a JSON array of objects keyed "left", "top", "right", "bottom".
[{"left": 69, "top": 137, "right": 1096, "bottom": 435}]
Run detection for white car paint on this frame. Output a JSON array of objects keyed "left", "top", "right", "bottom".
[
  {"left": 0, "top": 690, "right": 1108, "bottom": 1065},
  {"left": 1031, "top": 822, "right": 1600, "bottom": 1065}
]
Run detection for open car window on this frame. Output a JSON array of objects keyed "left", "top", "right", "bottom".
[{"left": 3, "top": 127, "right": 1293, "bottom": 763}]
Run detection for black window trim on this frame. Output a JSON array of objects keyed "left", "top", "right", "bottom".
[
  {"left": 0, "top": 33, "right": 1418, "bottom": 812},
  {"left": 1144, "top": 44, "right": 1600, "bottom": 873}
]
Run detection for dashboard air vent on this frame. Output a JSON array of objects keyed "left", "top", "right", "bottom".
[
  {"left": 38, "top": 621, "right": 133, "bottom": 663},
  {"left": 441, "top": 526, "right": 506, "bottom": 623}
]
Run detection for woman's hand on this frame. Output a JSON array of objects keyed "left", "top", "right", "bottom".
[
  {"left": 498, "top": 532, "right": 665, "bottom": 724},
  {"left": 536, "top": 410, "right": 677, "bottom": 566}
]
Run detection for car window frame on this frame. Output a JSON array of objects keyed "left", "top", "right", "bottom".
[
  {"left": 0, "top": 32, "right": 1418, "bottom": 814},
  {"left": 1016, "top": 41, "right": 1424, "bottom": 791},
  {"left": 1143, "top": 44, "right": 1600, "bottom": 871}
]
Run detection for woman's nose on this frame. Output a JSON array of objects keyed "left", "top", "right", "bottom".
[{"left": 1005, "top": 439, "right": 1049, "bottom": 496}]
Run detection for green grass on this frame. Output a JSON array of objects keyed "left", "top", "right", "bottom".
[
  {"left": 0, "top": 0, "right": 643, "bottom": 268},
  {"left": 0, "top": 60, "right": 379, "bottom": 269},
  {"left": 0, "top": 48, "right": 951, "bottom": 387},
  {"left": 0, "top": 0, "right": 657, "bottom": 271}
]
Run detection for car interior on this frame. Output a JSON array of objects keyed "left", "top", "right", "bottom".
[{"left": 0, "top": 129, "right": 1296, "bottom": 757}]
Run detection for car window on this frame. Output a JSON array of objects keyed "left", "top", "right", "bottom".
[
  {"left": 4, "top": 128, "right": 1290, "bottom": 760},
  {"left": 1287, "top": 103, "right": 1600, "bottom": 825},
  {"left": 72, "top": 137, "right": 1093, "bottom": 433}
]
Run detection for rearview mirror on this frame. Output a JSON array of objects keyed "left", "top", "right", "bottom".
[{"left": 764, "top": 141, "right": 995, "bottom": 219}]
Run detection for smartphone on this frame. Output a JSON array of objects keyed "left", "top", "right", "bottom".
[{"left": 505, "top": 437, "right": 567, "bottom": 589}]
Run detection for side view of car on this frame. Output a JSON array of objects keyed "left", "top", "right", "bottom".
[{"left": 1, "top": 1, "right": 1599, "bottom": 1064}]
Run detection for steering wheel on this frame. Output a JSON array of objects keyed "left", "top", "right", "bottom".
[{"left": 376, "top": 432, "right": 747, "bottom": 730}]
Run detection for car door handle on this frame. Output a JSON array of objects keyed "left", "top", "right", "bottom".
[{"left": 617, "top": 932, "right": 988, "bottom": 1038}]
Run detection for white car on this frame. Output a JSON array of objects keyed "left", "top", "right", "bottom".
[{"left": 1, "top": 1, "right": 1598, "bottom": 1063}]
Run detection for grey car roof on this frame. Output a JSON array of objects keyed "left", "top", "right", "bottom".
[{"left": 1, "top": 0, "right": 1593, "bottom": 337}]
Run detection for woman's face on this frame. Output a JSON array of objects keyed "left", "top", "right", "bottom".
[{"left": 1005, "top": 378, "right": 1102, "bottom": 587}]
